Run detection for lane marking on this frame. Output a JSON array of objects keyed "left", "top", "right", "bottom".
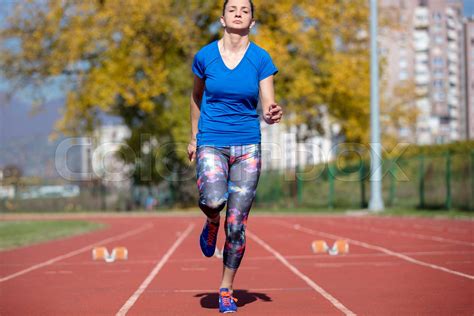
[
  {"left": 116, "top": 223, "right": 194, "bottom": 316},
  {"left": 4, "top": 250, "right": 473, "bottom": 268},
  {"left": 312, "top": 262, "right": 399, "bottom": 268},
  {"left": 319, "top": 218, "right": 474, "bottom": 247},
  {"left": 247, "top": 230, "right": 356, "bottom": 316},
  {"left": 164, "top": 287, "right": 313, "bottom": 293},
  {"left": 0, "top": 223, "right": 153, "bottom": 283},
  {"left": 277, "top": 221, "right": 474, "bottom": 281},
  {"left": 369, "top": 217, "right": 472, "bottom": 234},
  {"left": 44, "top": 270, "right": 73, "bottom": 274},
  {"left": 181, "top": 267, "right": 207, "bottom": 271}
]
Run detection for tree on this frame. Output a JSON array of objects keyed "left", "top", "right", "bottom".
[
  {"left": 380, "top": 80, "right": 419, "bottom": 148},
  {"left": 1, "top": 0, "right": 220, "bottom": 199},
  {"left": 254, "top": 0, "right": 372, "bottom": 144},
  {"left": 1, "top": 165, "right": 23, "bottom": 185},
  {"left": 1, "top": 0, "right": 414, "bottom": 205}
]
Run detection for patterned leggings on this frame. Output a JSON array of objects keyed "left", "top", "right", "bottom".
[{"left": 196, "top": 144, "right": 261, "bottom": 270}]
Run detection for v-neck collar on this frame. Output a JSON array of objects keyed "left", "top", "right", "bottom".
[{"left": 216, "top": 40, "right": 252, "bottom": 71}]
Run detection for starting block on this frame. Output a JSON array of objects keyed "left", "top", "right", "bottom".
[
  {"left": 92, "top": 246, "right": 128, "bottom": 263},
  {"left": 111, "top": 247, "right": 128, "bottom": 260},
  {"left": 311, "top": 240, "right": 349, "bottom": 255},
  {"left": 92, "top": 247, "right": 110, "bottom": 260},
  {"left": 328, "top": 240, "right": 349, "bottom": 255},
  {"left": 311, "top": 240, "right": 329, "bottom": 253}
]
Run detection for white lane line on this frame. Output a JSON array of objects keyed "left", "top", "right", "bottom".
[
  {"left": 181, "top": 267, "right": 207, "bottom": 271},
  {"left": 320, "top": 219, "right": 474, "bottom": 247},
  {"left": 247, "top": 230, "right": 356, "bottom": 316},
  {"left": 167, "top": 287, "right": 312, "bottom": 293},
  {"left": 368, "top": 217, "right": 472, "bottom": 234},
  {"left": 116, "top": 223, "right": 194, "bottom": 316},
  {"left": 0, "top": 223, "right": 153, "bottom": 283},
  {"left": 4, "top": 250, "right": 472, "bottom": 268},
  {"left": 277, "top": 221, "right": 474, "bottom": 281},
  {"left": 312, "top": 262, "right": 399, "bottom": 268}
]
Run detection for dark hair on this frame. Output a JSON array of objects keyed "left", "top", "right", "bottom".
[{"left": 223, "top": 0, "right": 254, "bottom": 18}]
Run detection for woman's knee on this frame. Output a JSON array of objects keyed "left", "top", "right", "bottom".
[{"left": 199, "top": 196, "right": 227, "bottom": 215}]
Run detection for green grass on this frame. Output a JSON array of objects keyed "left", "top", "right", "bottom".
[{"left": 0, "top": 220, "right": 105, "bottom": 251}]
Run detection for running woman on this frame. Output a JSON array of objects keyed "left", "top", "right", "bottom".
[{"left": 188, "top": 0, "right": 282, "bottom": 313}]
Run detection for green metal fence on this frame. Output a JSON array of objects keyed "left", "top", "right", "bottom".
[
  {"left": 2, "top": 151, "right": 472, "bottom": 212},
  {"left": 255, "top": 151, "right": 474, "bottom": 211}
]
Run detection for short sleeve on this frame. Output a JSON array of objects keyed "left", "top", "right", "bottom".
[
  {"left": 258, "top": 51, "right": 278, "bottom": 81},
  {"left": 192, "top": 51, "right": 205, "bottom": 79}
]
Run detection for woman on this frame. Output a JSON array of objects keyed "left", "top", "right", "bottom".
[{"left": 188, "top": 0, "right": 282, "bottom": 313}]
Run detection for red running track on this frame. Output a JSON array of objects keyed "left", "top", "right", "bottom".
[{"left": 0, "top": 214, "right": 473, "bottom": 315}]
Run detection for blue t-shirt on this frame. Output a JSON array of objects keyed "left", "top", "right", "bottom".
[{"left": 192, "top": 40, "right": 278, "bottom": 146}]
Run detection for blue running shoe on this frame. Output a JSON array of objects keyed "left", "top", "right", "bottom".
[
  {"left": 219, "top": 288, "right": 238, "bottom": 313},
  {"left": 199, "top": 219, "right": 219, "bottom": 257}
]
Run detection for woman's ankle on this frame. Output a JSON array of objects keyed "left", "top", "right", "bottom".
[
  {"left": 220, "top": 286, "right": 233, "bottom": 294},
  {"left": 207, "top": 214, "right": 220, "bottom": 224}
]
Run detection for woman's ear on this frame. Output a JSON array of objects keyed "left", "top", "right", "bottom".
[
  {"left": 249, "top": 20, "right": 256, "bottom": 29},
  {"left": 220, "top": 16, "right": 226, "bottom": 28}
]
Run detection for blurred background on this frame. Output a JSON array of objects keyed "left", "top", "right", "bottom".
[{"left": 0, "top": 0, "right": 473, "bottom": 213}]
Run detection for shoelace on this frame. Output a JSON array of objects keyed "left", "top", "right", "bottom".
[
  {"left": 207, "top": 222, "right": 218, "bottom": 246},
  {"left": 220, "top": 291, "right": 238, "bottom": 307}
]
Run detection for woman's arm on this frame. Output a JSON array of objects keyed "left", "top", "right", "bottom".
[
  {"left": 259, "top": 75, "right": 282, "bottom": 124},
  {"left": 188, "top": 75, "right": 205, "bottom": 162}
]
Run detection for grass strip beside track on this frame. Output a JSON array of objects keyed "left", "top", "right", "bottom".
[{"left": 0, "top": 220, "right": 105, "bottom": 251}]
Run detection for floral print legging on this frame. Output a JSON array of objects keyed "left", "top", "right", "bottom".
[{"left": 196, "top": 144, "right": 261, "bottom": 270}]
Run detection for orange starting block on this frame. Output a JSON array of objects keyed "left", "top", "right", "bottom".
[
  {"left": 311, "top": 240, "right": 329, "bottom": 253},
  {"left": 92, "top": 246, "right": 128, "bottom": 262},
  {"left": 328, "top": 240, "right": 349, "bottom": 255},
  {"left": 311, "top": 240, "right": 349, "bottom": 255},
  {"left": 111, "top": 247, "right": 128, "bottom": 260},
  {"left": 92, "top": 247, "right": 110, "bottom": 260}
]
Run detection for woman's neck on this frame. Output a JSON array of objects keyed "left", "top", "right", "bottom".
[{"left": 221, "top": 32, "right": 250, "bottom": 54}]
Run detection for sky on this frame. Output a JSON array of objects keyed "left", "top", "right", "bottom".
[{"left": 465, "top": 0, "right": 474, "bottom": 16}]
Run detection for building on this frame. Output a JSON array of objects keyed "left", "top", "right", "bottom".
[
  {"left": 260, "top": 109, "right": 334, "bottom": 171},
  {"left": 464, "top": 17, "right": 474, "bottom": 139},
  {"left": 380, "top": 0, "right": 465, "bottom": 144},
  {"left": 75, "top": 124, "right": 132, "bottom": 187}
]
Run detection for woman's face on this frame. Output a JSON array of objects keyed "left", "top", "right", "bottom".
[{"left": 221, "top": 0, "right": 254, "bottom": 30}]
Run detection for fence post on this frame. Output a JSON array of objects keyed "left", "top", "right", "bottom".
[
  {"left": 445, "top": 151, "right": 452, "bottom": 210},
  {"left": 275, "top": 170, "right": 285, "bottom": 202},
  {"left": 471, "top": 151, "right": 474, "bottom": 211},
  {"left": 419, "top": 154, "right": 425, "bottom": 209},
  {"left": 254, "top": 185, "right": 259, "bottom": 207},
  {"left": 328, "top": 163, "right": 335, "bottom": 209},
  {"left": 360, "top": 161, "right": 367, "bottom": 208},
  {"left": 296, "top": 166, "right": 303, "bottom": 206},
  {"left": 168, "top": 172, "right": 175, "bottom": 207},
  {"left": 276, "top": 170, "right": 283, "bottom": 204},
  {"left": 389, "top": 158, "right": 396, "bottom": 207},
  {"left": 101, "top": 183, "right": 107, "bottom": 211}
]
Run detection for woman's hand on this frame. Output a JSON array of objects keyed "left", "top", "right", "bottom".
[
  {"left": 263, "top": 103, "right": 283, "bottom": 124},
  {"left": 188, "top": 140, "right": 197, "bottom": 162}
]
